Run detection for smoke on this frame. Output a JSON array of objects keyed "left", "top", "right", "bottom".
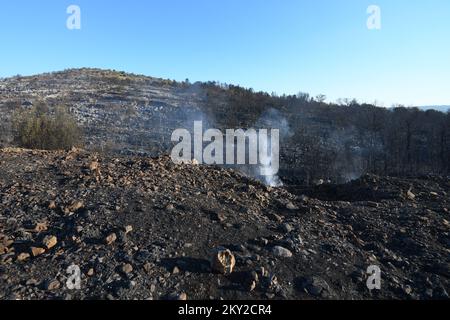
[{"left": 252, "top": 108, "right": 292, "bottom": 187}]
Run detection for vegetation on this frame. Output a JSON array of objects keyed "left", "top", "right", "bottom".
[{"left": 12, "top": 101, "right": 83, "bottom": 150}]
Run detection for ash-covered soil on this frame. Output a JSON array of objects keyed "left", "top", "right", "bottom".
[{"left": 0, "top": 148, "right": 448, "bottom": 300}]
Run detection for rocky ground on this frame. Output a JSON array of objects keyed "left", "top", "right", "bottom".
[{"left": 0, "top": 148, "right": 448, "bottom": 300}]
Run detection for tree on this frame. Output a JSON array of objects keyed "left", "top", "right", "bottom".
[{"left": 315, "top": 94, "right": 327, "bottom": 104}]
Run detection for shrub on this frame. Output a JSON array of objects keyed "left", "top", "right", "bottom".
[{"left": 12, "top": 103, "right": 83, "bottom": 150}]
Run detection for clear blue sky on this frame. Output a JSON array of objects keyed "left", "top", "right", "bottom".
[{"left": 1, "top": 0, "right": 449, "bottom": 107}]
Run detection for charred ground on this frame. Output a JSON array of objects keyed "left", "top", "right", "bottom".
[{"left": 0, "top": 148, "right": 448, "bottom": 300}]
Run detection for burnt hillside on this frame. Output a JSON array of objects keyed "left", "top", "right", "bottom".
[{"left": 0, "top": 68, "right": 449, "bottom": 185}]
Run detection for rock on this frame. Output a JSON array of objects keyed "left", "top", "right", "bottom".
[
  {"left": 89, "top": 161, "right": 99, "bottom": 171},
  {"left": 143, "top": 262, "right": 153, "bottom": 274},
  {"left": 1, "top": 253, "right": 14, "bottom": 264},
  {"left": 267, "top": 213, "right": 283, "bottom": 223},
  {"left": 33, "top": 222, "right": 48, "bottom": 233},
  {"left": 404, "top": 285, "right": 413, "bottom": 295},
  {"left": 68, "top": 201, "right": 84, "bottom": 213},
  {"left": 210, "top": 247, "right": 236, "bottom": 274},
  {"left": 105, "top": 233, "right": 117, "bottom": 245},
  {"left": 17, "top": 253, "right": 30, "bottom": 261},
  {"left": 211, "top": 211, "right": 226, "bottom": 222},
  {"left": 298, "top": 195, "right": 309, "bottom": 203},
  {"left": 121, "top": 263, "right": 133, "bottom": 274},
  {"left": 87, "top": 268, "right": 95, "bottom": 276},
  {"left": 166, "top": 204, "right": 175, "bottom": 212},
  {"left": 45, "top": 279, "right": 61, "bottom": 291},
  {"left": 172, "top": 266, "right": 180, "bottom": 274},
  {"left": 42, "top": 235, "right": 57, "bottom": 250},
  {"left": 124, "top": 225, "right": 133, "bottom": 234},
  {"left": 168, "top": 292, "right": 187, "bottom": 300},
  {"left": 366, "top": 201, "right": 379, "bottom": 208},
  {"left": 265, "top": 293, "right": 275, "bottom": 299},
  {"left": 25, "top": 278, "right": 39, "bottom": 286},
  {"left": 298, "top": 276, "right": 333, "bottom": 298},
  {"left": 407, "top": 189, "right": 416, "bottom": 200},
  {"left": 262, "top": 273, "right": 280, "bottom": 293},
  {"left": 0, "top": 236, "right": 13, "bottom": 255},
  {"left": 117, "top": 231, "right": 128, "bottom": 244},
  {"left": 242, "top": 271, "right": 259, "bottom": 292},
  {"left": 31, "top": 247, "right": 45, "bottom": 257},
  {"left": 281, "top": 223, "right": 293, "bottom": 233},
  {"left": 286, "top": 201, "right": 299, "bottom": 210},
  {"left": 272, "top": 246, "right": 293, "bottom": 258},
  {"left": 48, "top": 201, "right": 57, "bottom": 210}
]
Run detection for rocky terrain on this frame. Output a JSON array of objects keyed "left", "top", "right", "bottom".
[{"left": 0, "top": 148, "right": 448, "bottom": 300}]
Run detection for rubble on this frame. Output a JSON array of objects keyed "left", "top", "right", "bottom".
[
  {"left": 0, "top": 148, "right": 448, "bottom": 300},
  {"left": 211, "top": 247, "right": 236, "bottom": 275},
  {"left": 42, "top": 236, "right": 57, "bottom": 250}
]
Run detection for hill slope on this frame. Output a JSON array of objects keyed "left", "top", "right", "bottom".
[{"left": 1, "top": 68, "right": 449, "bottom": 184}]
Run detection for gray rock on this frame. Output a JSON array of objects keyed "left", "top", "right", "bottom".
[{"left": 272, "top": 246, "right": 293, "bottom": 258}]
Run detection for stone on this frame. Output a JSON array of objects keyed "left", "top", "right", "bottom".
[
  {"left": 242, "top": 271, "right": 259, "bottom": 292},
  {"left": 68, "top": 201, "right": 84, "bottom": 213},
  {"left": 299, "top": 276, "right": 333, "bottom": 298},
  {"left": 121, "top": 263, "right": 133, "bottom": 274},
  {"left": 209, "top": 210, "right": 226, "bottom": 222},
  {"left": 34, "top": 222, "right": 48, "bottom": 233},
  {"left": 42, "top": 235, "right": 57, "bottom": 250},
  {"left": 168, "top": 292, "right": 187, "bottom": 300},
  {"left": 31, "top": 247, "right": 46, "bottom": 257},
  {"left": 45, "top": 279, "right": 61, "bottom": 291},
  {"left": 89, "top": 161, "right": 99, "bottom": 171},
  {"left": 248, "top": 281, "right": 257, "bottom": 292},
  {"left": 267, "top": 213, "right": 283, "bottom": 223},
  {"left": 48, "top": 201, "right": 57, "bottom": 210},
  {"left": 17, "top": 252, "right": 30, "bottom": 261},
  {"left": 210, "top": 247, "right": 236, "bottom": 274},
  {"left": 407, "top": 190, "right": 416, "bottom": 200},
  {"left": 281, "top": 223, "right": 293, "bottom": 233},
  {"left": 143, "top": 262, "right": 153, "bottom": 274},
  {"left": 265, "top": 293, "right": 275, "bottom": 299},
  {"left": 124, "top": 225, "right": 133, "bottom": 234},
  {"left": 286, "top": 201, "right": 299, "bottom": 210},
  {"left": 272, "top": 246, "right": 293, "bottom": 258},
  {"left": 105, "top": 233, "right": 117, "bottom": 245},
  {"left": 404, "top": 285, "right": 413, "bottom": 295}
]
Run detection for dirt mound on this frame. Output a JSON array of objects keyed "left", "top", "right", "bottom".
[{"left": 0, "top": 149, "right": 448, "bottom": 300}]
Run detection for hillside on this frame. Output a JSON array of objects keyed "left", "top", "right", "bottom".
[{"left": 1, "top": 69, "right": 449, "bottom": 186}]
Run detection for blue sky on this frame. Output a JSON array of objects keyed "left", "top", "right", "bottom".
[{"left": 1, "top": 0, "right": 449, "bottom": 107}]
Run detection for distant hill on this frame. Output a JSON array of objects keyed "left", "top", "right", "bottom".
[{"left": 418, "top": 105, "right": 450, "bottom": 113}]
